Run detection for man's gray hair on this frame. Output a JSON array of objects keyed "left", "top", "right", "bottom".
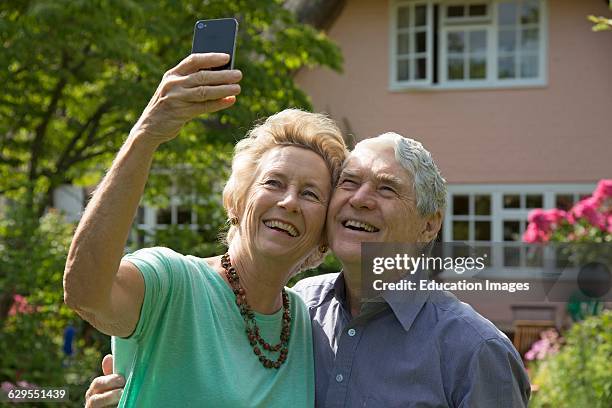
[{"left": 358, "top": 132, "right": 447, "bottom": 216}]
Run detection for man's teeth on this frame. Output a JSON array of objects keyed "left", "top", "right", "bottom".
[
  {"left": 264, "top": 220, "right": 299, "bottom": 237},
  {"left": 343, "top": 220, "right": 378, "bottom": 232}
]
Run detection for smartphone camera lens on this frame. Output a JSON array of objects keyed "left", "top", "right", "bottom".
[{"left": 197, "top": 22, "right": 204, "bottom": 29}]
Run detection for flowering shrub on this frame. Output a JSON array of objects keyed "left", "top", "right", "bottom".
[
  {"left": 524, "top": 328, "right": 563, "bottom": 361},
  {"left": 529, "top": 311, "right": 612, "bottom": 408},
  {"left": 523, "top": 179, "right": 612, "bottom": 243}
]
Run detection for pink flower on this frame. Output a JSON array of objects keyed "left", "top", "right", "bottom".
[
  {"left": 8, "top": 294, "right": 35, "bottom": 316},
  {"left": 592, "top": 179, "right": 612, "bottom": 204},
  {"left": 569, "top": 197, "right": 605, "bottom": 229},
  {"left": 523, "top": 223, "right": 549, "bottom": 243},
  {"left": 544, "top": 208, "right": 567, "bottom": 226},
  {"left": 607, "top": 214, "right": 612, "bottom": 234},
  {"left": 528, "top": 209, "right": 552, "bottom": 231}
]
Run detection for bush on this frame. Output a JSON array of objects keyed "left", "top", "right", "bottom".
[
  {"left": 530, "top": 310, "right": 612, "bottom": 408},
  {"left": 0, "top": 205, "right": 106, "bottom": 406}
]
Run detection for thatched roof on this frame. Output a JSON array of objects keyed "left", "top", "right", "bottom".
[{"left": 285, "top": 0, "right": 346, "bottom": 30}]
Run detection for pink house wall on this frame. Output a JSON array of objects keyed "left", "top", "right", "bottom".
[{"left": 295, "top": 0, "right": 612, "bottom": 184}]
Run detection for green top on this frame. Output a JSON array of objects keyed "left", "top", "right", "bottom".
[{"left": 112, "top": 247, "right": 314, "bottom": 408}]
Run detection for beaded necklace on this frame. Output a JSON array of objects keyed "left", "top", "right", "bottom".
[{"left": 221, "top": 253, "right": 290, "bottom": 369}]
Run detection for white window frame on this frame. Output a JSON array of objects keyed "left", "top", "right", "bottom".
[
  {"left": 389, "top": 0, "right": 548, "bottom": 91},
  {"left": 441, "top": 183, "right": 596, "bottom": 278}
]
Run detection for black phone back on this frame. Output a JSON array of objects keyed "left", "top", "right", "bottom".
[{"left": 192, "top": 18, "right": 238, "bottom": 70}]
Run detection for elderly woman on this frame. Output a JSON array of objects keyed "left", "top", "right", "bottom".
[{"left": 63, "top": 53, "right": 347, "bottom": 407}]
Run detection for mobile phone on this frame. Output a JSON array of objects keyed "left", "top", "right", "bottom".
[{"left": 191, "top": 18, "right": 238, "bottom": 70}]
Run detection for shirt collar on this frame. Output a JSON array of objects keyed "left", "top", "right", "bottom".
[{"left": 329, "top": 271, "right": 430, "bottom": 333}]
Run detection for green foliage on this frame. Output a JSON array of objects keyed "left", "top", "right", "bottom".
[
  {"left": 0, "top": 0, "right": 342, "bottom": 215},
  {"left": 589, "top": 1, "right": 612, "bottom": 32},
  {"left": 288, "top": 252, "right": 343, "bottom": 287},
  {"left": 0, "top": 204, "right": 107, "bottom": 406},
  {"left": 530, "top": 310, "right": 612, "bottom": 408}
]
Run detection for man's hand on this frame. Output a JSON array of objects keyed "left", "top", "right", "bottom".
[
  {"left": 131, "top": 52, "right": 242, "bottom": 146},
  {"left": 85, "top": 354, "right": 125, "bottom": 408}
]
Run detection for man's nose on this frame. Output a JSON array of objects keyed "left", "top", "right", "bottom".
[
  {"left": 348, "top": 184, "right": 376, "bottom": 210},
  {"left": 278, "top": 189, "right": 300, "bottom": 213}
]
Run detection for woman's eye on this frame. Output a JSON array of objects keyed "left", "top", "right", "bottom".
[
  {"left": 264, "top": 179, "right": 281, "bottom": 187},
  {"left": 340, "top": 178, "right": 357, "bottom": 186}
]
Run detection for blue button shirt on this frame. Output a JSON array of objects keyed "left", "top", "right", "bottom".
[{"left": 293, "top": 273, "right": 530, "bottom": 408}]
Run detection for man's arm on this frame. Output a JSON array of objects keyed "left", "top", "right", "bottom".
[
  {"left": 85, "top": 354, "right": 124, "bottom": 408},
  {"left": 456, "top": 338, "right": 531, "bottom": 408}
]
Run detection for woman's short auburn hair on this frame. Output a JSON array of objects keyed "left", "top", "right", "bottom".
[{"left": 222, "top": 108, "right": 347, "bottom": 251}]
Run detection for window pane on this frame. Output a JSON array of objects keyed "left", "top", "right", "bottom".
[
  {"left": 453, "top": 221, "right": 469, "bottom": 240},
  {"left": 156, "top": 208, "right": 171, "bottom": 225},
  {"left": 503, "top": 194, "right": 520, "bottom": 209},
  {"left": 521, "top": 0, "right": 540, "bottom": 24},
  {"left": 469, "top": 31, "right": 486, "bottom": 54},
  {"left": 498, "top": 2, "right": 517, "bottom": 25},
  {"left": 520, "top": 55, "right": 538, "bottom": 78},
  {"left": 398, "top": 33, "right": 410, "bottom": 54},
  {"left": 475, "top": 195, "right": 491, "bottom": 215},
  {"left": 453, "top": 195, "right": 469, "bottom": 215},
  {"left": 504, "top": 247, "right": 521, "bottom": 266},
  {"left": 498, "top": 56, "right": 516, "bottom": 79},
  {"left": 416, "top": 31, "right": 427, "bottom": 53},
  {"left": 136, "top": 206, "right": 145, "bottom": 224},
  {"left": 469, "top": 4, "right": 487, "bottom": 17},
  {"left": 415, "top": 5, "right": 427, "bottom": 26},
  {"left": 475, "top": 221, "right": 491, "bottom": 241},
  {"left": 447, "top": 5, "right": 464, "bottom": 18},
  {"left": 448, "top": 58, "right": 464, "bottom": 80},
  {"left": 526, "top": 194, "right": 543, "bottom": 208},
  {"left": 469, "top": 57, "right": 486, "bottom": 79},
  {"left": 498, "top": 30, "right": 516, "bottom": 52},
  {"left": 521, "top": 28, "right": 539, "bottom": 51},
  {"left": 397, "top": 59, "right": 410, "bottom": 81},
  {"left": 177, "top": 206, "right": 192, "bottom": 224},
  {"left": 416, "top": 58, "right": 427, "bottom": 79},
  {"left": 398, "top": 7, "right": 410, "bottom": 28},
  {"left": 504, "top": 221, "right": 521, "bottom": 241},
  {"left": 447, "top": 32, "right": 465, "bottom": 52},
  {"left": 555, "top": 194, "right": 574, "bottom": 211}
]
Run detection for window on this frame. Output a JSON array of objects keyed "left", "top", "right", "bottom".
[
  {"left": 127, "top": 175, "right": 200, "bottom": 248},
  {"left": 391, "top": 0, "right": 546, "bottom": 89},
  {"left": 444, "top": 184, "right": 595, "bottom": 271}
]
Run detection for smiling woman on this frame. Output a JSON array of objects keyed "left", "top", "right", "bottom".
[{"left": 63, "top": 54, "right": 348, "bottom": 408}]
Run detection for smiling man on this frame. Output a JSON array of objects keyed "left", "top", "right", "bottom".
[
  {"left": 85, "top": 133, "right": 530, "bottom": 408},
  {"left": 293, "top": 133, "right": 530, "bottom": 407}
]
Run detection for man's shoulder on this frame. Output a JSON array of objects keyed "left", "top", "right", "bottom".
[
  {"left": 291, "top": 272, "right": 339, "bottom": 307},
  {"left": 428, "top": 291, "right": 513, "bottom": 350}
]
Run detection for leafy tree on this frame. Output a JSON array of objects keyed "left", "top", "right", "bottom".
[{"left": 0, "top": 0, "right": 342, "bottom": 218}]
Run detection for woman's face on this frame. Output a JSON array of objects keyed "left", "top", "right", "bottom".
[{"left": 240, "top": 146, "right": 332, "bottom": 265}]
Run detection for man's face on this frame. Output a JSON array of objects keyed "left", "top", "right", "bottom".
[{"left": 327, "top": 141, "right": 434, "bottom": 265}]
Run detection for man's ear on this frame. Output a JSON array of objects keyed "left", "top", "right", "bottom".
[{"left": 421, "top": 210, "right": 443, "bottom": 242}]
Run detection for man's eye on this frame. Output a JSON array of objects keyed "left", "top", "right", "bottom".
[
  {"left": 380, "top": 186, "right": 398, "bottom": 196},
  {"left": 303, "top": 190, "right": 319, "bottom": 200},
  {"left": 340, "top": 178, "right": 357, "bottom": 186}
]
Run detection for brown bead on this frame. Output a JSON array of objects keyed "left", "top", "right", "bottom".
[
  {"left": 274, "top": 362, "right": 281, "bottom": 369},
  {"left": 254, "top": 346, "right": 261, "bottom": 355}
]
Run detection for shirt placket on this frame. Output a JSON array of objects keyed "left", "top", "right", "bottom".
[{"left": 323, "top": 323, "right": 363, "bottom": 408}]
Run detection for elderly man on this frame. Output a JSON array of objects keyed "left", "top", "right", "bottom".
[{"left": 85, "top": 133, "right": 530, "bottom": 407}]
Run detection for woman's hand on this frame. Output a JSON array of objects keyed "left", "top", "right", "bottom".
[{"left": 131, "top": 53, "right": 242, "bottom": 146}]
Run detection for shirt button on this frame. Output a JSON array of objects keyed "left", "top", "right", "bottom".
[
  {"left": 335, "top": 374, "right": 344, "bottom": 383},
  {"left": 347, "top": 328, "right": 356, "bottom": 337}
]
